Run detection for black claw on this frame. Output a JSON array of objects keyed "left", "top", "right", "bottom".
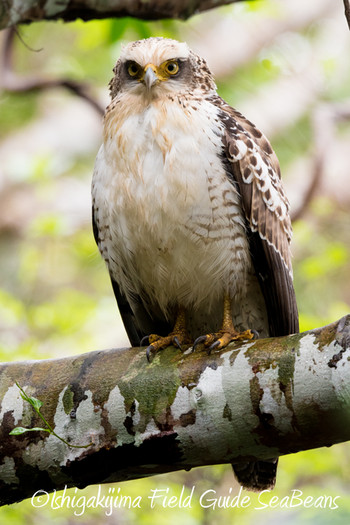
[
  {"left": 252, "top": 330, "right": 259, "bottom": 340},
  {"left": 146, "top": 345, "right": 154, "bottom": 363},
  {"left": 208, "top": 339, "right": 220, "bottom": 354},
  {"left": 173, "top": 336, "right": 182, "bottom": 351},
  {"left": 192, "top": 335, "right": 208, "bottom": 352},
  {"left": 140, "top": 335, "right": 150, "bottom": 347}
]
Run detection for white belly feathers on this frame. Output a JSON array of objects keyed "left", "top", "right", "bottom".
[{"left": 92, "top": 94, "right": 251, "bottom": 318}]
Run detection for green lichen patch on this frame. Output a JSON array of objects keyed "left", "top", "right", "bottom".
[
  {"left": 62, "top": 386, "right": 74, "bottom": 415},
  {"left": 244, "top": 333, "right": 300, "bottom": 375},
  {"left": 312, "top": 319, "right": 339, "bottom": 350},
  {"left": 117, "top": 346, "right": 182, "bottom": 428},
  {"left": 278, "top": 348, "right": 296, "bottom": 388}
]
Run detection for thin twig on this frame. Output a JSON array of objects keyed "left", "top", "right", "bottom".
[
  {"left": 291, "top": 103, "right": 350, "bottom": 222},
  {"left": 0, "top": 28, "right": 104, "bottom": 116},
  {"left": 344, "top": 0, "right": 350, "bottom": 30},
  {"left": 291, "top": 154, "right": 324, "bottom": 223}
]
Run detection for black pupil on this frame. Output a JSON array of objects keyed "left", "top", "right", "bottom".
[
  {"left": 168, "top": 63, "right": 176, "bottom": 72},
  {"left": 130, "top": 65, "right": 138, "bottom": 74}
]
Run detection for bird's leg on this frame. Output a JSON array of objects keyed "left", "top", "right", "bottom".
[
  {"left": 193, "top": 294, "right": 256, "bottom": 353},
  {"left": 142, "top": 306, "right": 192, "bottom": 362}
]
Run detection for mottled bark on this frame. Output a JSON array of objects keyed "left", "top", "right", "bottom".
[
  {"left": 0, "top": 315, "right": 350, "bottom": 506},
  {"left": 0, "top": 0, "right": 248, "bottom": 30}
]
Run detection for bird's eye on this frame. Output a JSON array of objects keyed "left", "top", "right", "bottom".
[
  {"left": 165, "top": 61, "right": 179, "bottom": 75},
  {"left": 127, "top": 63, "right": 140, "bottom": 77}
]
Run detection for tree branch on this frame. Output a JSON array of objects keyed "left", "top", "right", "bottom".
[
  {"left": 1, "top": 315, "right": 350, "bottom": 505},
  {"left": 0, "top": 28, "right": 104, "bottom": 116},
  {"left": 1, "top": 0, "right": 249, "bottom": 30}
]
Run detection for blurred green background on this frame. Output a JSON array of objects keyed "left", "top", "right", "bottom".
[{"left": 0, "top": 0, "right": 350, "bottom": 523}]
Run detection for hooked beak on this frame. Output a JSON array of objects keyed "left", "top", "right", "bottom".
[{"left": 143, "top": 65, "right": 159, "bottom": 90}]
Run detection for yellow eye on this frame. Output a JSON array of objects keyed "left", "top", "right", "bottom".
[
  {"left": 165, "top": 61, "right": 179, "bottom": 75},
  {"left": 127, "top": 62, "right": 140, "bottom": 77}
]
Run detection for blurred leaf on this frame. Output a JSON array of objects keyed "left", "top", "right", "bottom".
[
  {"left": 328, "top": 301, "right": 350, "bottom": 321},
  {"left": 28, "top": 155, "right": 53, "bottom": 182},
  {"left": 74, "top": 19, "right": 111, "bottom": 49},
  {"left": 217, "top": 56, "right": 281, "bottom": 109},
  {"left": 311, "top": 196, "right": 336, "bottom": 218},
  {"left": 300, "top": 242, "right": 348, "bottom": 280},
  {"left": 29, "top": 214, "right": 67, "bottom": 237},
  {"left": 299, "top": 313, "right": 328, "bottom": 332},
  {"left": 0, "top": 289, "right": 25, "bottom": 326},
  {"left": 28, "top": 289, "right": 96, "bottom": 335},
  {"left": 273, "top": 115, "right": 312, "bottom": 168},
  {"left": 108, "top": 18, "right": 129, "bottom": 42},
  {"left": 18, "top": 245, "right": 41, "bottom": 286},
  {"left": 0, "top": 93, "right": 39, "bottom": 139}
]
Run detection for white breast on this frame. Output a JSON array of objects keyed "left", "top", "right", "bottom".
[{"left": 92, "top": 94, "right": 252, "bottom": 320}]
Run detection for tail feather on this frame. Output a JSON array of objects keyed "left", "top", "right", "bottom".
[{"left": 232, "top": 458, "right": 278, "bottom": 492}]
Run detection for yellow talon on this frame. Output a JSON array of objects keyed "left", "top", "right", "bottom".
[
  {"left": 192, "top": 295, "right": 257, "bottom": 353},
  {"left": 143, "top": 307, "right": 192, "bottom": 362}
]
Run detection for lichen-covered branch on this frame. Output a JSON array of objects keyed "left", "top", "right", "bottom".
[
  {"left": 1, "top": 0, "right": 247, "bottom": 30},
  {"left": 1, "top": 315, "right": 350, "bottom": 506}
]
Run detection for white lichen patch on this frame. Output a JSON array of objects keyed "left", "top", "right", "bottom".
[
  {"left": 171, "top": 346, "right": 283, "bottom": 464},
  {"left": 293, "top": 334, "right": 339, "bottom": 412},
  {"left": 22, "top": 435, "right": 66, "bottom": 471},
  {"left": 44, "top": 0, "right": 70, "bottom": 16},
  {"left": 257, "top": 367, "right": 294, "bottom": 435},
  {"left": 135, "top": 418, "right": 160, "bottom": 447},
  {"left": 173, "top": 364, "right": 232, "bottom": 463},
  {"left": 170, "top": 385, "right": 194, "bottom": 420},
  {"left": 0, "top": 456, "right": 19, "bottom": 485},
  {"left": 132, "top": 399, "right": 141, "bottom": 426},
  {"left": 0, "top": 384, "right": 24, "bottom": 425},
  {"left": 104, "top": 385, "right": 135, "bottom": 446},
  {"left": 11, "top": 0, "right": 33, "bottom": 21},
  {"left": 222, "top": 348, "right": 279, "bottom": 457},
  {"left": 329, "top": 345, "right": 350, "bottom": 406},
  {"left": 9, "top": 0, "right": 69, "bottom": 25},
  {"left": 105, "top": 387, "right": 156, "bottom": 448}
]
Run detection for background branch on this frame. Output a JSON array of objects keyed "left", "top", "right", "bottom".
[
  {"left": 2, "top": 0, "right": 248, "bottom": 30},
  {"left": 291, "top": 103, "right": 350, "bottom": 222},
  {"left": 1, "top": 315, "right": 350, "bottom": 506},
  {"left": 0, "top": 28, "right": 104, "bottom": 115}
]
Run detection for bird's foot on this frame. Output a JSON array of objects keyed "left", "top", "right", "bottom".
[
  {"left": 141, "top": 331, "right": 192, "bottom": 362},
  {"left": 192, "top": 328, "right": 257, "bottom": 354}
]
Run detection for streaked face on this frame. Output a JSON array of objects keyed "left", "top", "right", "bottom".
[{"left": 109, "top": 37, "right": 215, "bottom": 99}]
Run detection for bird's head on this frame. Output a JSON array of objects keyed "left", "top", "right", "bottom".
[{"left": 109, "top": 37, "right": 216, "bottom": 100}]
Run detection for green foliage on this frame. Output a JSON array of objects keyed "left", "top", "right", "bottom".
[
  {"left": 217, "top": 57, "right": 281, "bottom": 106},
  {"left": 300, "top": 242, "right": 347, "bottom": 280},
  {"left": 273, "top": 116, "right": 313, "bottom": 168},
  {"left": 0, "top": 92, "right": 39, "bottom": 138}
]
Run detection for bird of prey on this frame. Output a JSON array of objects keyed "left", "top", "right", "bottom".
[{"left": 92, "top": 37, "right": 299, "bottom": 491}]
